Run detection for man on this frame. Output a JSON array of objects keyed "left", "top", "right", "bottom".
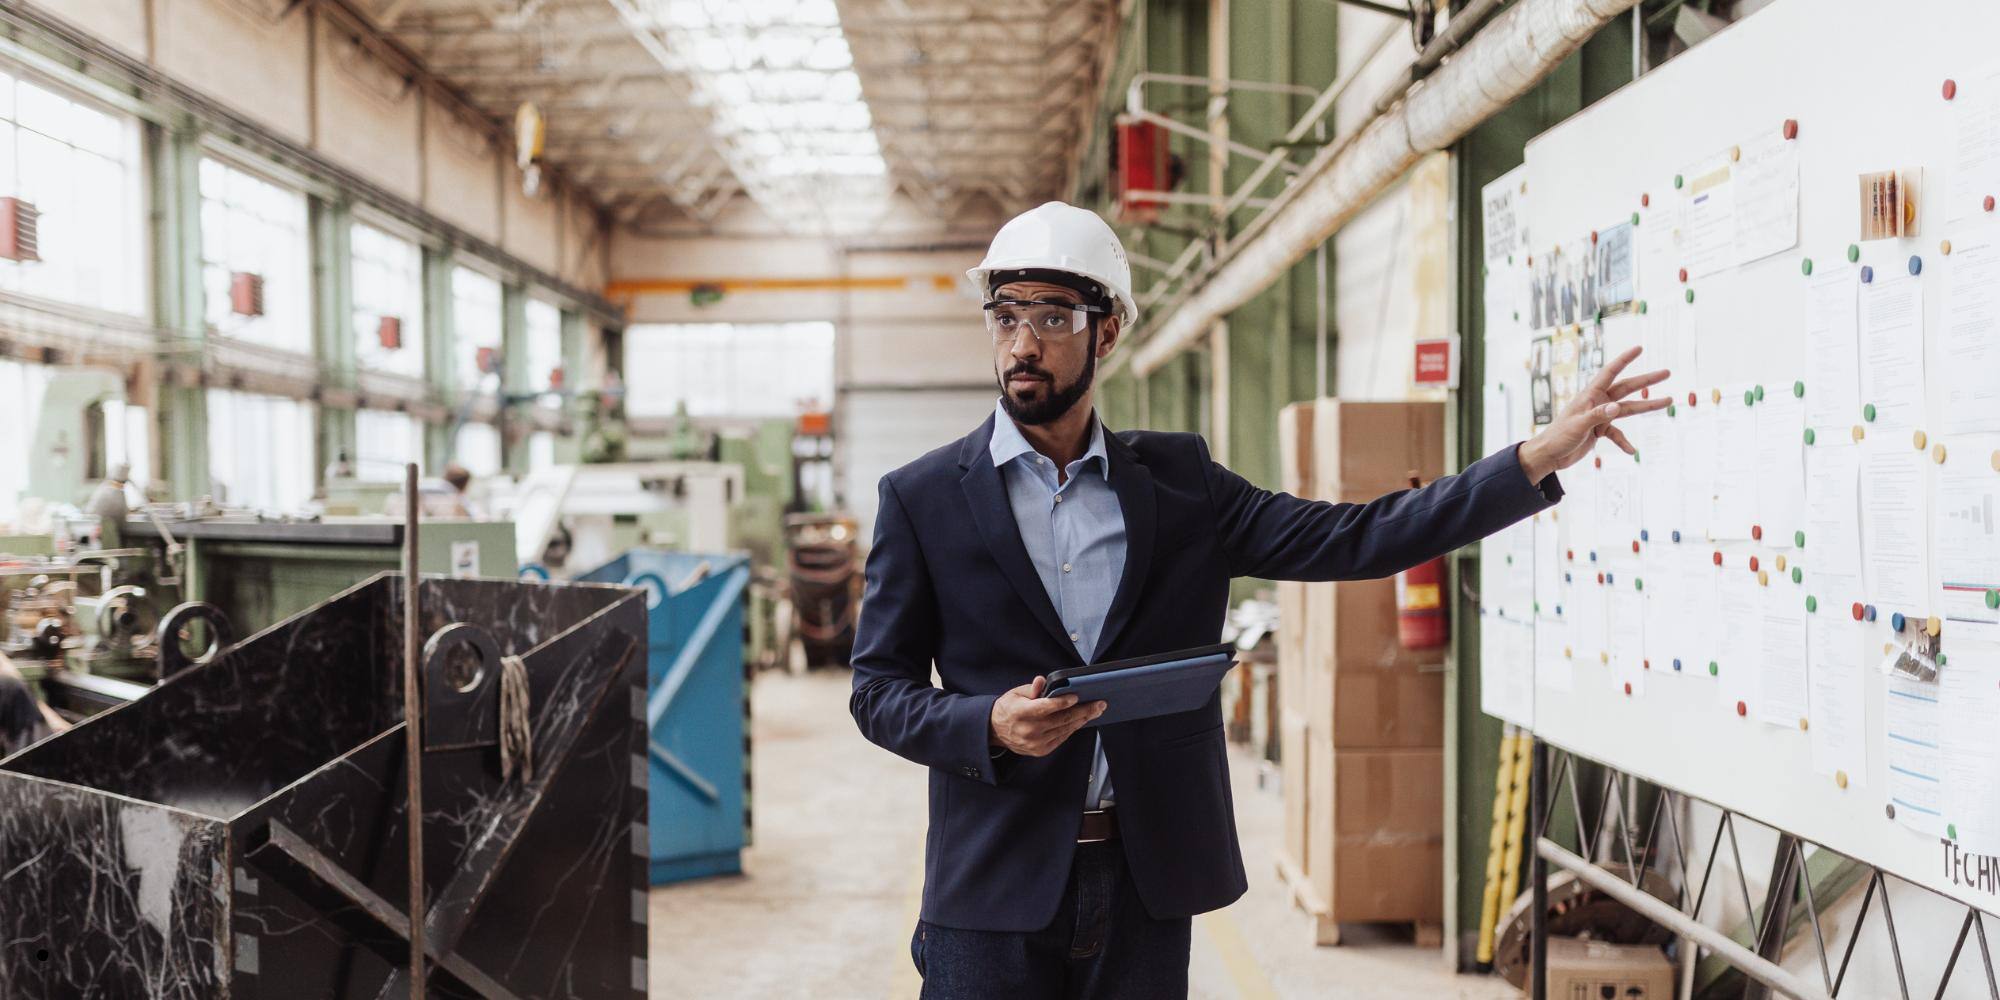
[
  {"left": 849, "top": 202, "right": 1666, "bottom": 998},
  {"left": 0, "top": 652, "right": 68, "bottom": 757}
]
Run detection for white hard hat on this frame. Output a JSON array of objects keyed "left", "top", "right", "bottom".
[{"left": 967, "top": 201, "right": 1138, "bottom": 327}]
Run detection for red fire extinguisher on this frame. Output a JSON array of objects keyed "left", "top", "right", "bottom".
[{"left": 1396, "top": 473, "right": 1450, "bottom": 650}]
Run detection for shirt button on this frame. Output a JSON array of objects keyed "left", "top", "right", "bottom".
[
  {"left": 1069, "top": 632, "right": 1081, "bottom": 642},
  {"left": 1062, "top": 563, "right": 1072, "bottom": 573},
  {"left": 1054, "top": 494, "right": 1064, "bottom": 504}
]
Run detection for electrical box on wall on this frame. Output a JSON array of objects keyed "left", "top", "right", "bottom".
[
  {"left": 229, "top": 272, "right": 265, "bottom": 317},
  {"left": 0, "top": 197, "right": 41, "bottom": 263},
  {"left": 1112, "top": 117, "right": 1172, "bottom": 225}
]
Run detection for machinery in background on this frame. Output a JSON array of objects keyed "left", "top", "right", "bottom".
[
  {"left": 511, "top": 461, "right": 746, "bottom": 579},
  {"left": 785, "top": 513, "right": 860, "bottom": 668},
  {"left": 582, "top": 550, "right": 752, "bottom": 884}
]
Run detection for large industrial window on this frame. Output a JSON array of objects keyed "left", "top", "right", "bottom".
[
  {"left": 0, "top": 69, "right": 146, "bottom": 315},
  {"left": 200, "top": 156, "right": 312, "bottom": 354},
  {"left": 206, "top": 388, "right": 315, "bottom": 512},
  {"left": 623, "top": 322, "right": 835, "bottom": 419},
  {"left": 355, "top": 408, "right": 424, "bottom": 482},
  {"left": 0, "top": 358, "right": 52, "bottom": 526},
  {"left": 452, "top": 265, "right": 502, "bottom": 393},
  {"left": 522, "top": 297, "right": 562, "bottom": 395},
  {"left": 453, "top": 421, "right": 502, "bottom": 478},
  {"left": 352, "top": 222, "right": 424, "bottom": 379}
]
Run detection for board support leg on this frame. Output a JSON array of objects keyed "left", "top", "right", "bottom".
[{"left": 1530, "top": 737, "right": 1548, "bottom": 1000}]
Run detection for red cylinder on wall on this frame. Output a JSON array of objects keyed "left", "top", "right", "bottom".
[{"left": 1394, "top": 473, "right": 1449, "bottom": 650}]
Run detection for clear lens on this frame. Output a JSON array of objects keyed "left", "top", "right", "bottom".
[{"left": 986, "top": 302, "right": 1089, "bottom": 343}]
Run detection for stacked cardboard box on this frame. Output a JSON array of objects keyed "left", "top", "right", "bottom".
[{"left": 1276, "top": 400, "right": 1448, "bottom": 946}]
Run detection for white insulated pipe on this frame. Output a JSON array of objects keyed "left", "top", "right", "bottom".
[{"left": 1127, "top": 0, "right": 1642, "bottom": 376}]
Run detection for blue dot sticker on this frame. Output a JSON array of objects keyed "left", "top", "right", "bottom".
[
  {"left": 1862, "top": 265, "right": 1875, "bottom": 283},
  {"left": 1909, "top": 254, "right": 1923, "bottom": 276}
]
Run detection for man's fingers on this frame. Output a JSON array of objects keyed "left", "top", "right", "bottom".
[
  {"left": 1028, "top": 675, "right": 1047, "bottom": 698},
  {"left": 1605, "top": 424, "right": 1636, "bottom": 455},
  {"left": 1606, "top": 368, "right": 1671, "bottom": 400},
  {"left": 1023, "top": 692, "right": 1081, "bottom": 716},
  {"left": 1589, "top": 397, "right": 1671, "bottom": 426},
  {"left": 1589, "top": 345, "right": 1644, "bottom": 393},
  {"left": 1044, "top": 700, "right": 1103, "bottom": 729}
]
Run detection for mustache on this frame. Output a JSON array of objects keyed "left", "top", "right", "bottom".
[{"left": 1002, "top": 363, "right": 1052, "bottom": 381}]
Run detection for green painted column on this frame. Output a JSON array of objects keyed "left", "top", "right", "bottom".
[
  {"left": 499, "top": 282, "right": 529, "bottom": 475},
  {"left": 555, "top": 309, "right": 587, "bottom": 464},
  {"left": 422, "top": 248, "right": 456, "bottom": 472},
  {"left": 311, "top": 197, "right": 357, "bottom": 483},
  {"left": 153, "top": 121, "right": 209, "bottom": 499}
]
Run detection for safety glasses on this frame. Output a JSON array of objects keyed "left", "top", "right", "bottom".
[{"left": 983, "top": 299, "right": 1109, "bottom": 344}]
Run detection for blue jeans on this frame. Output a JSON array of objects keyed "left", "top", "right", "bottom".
[{"left": 911, "top": 841, "right": 1192, "bottom": 1000}]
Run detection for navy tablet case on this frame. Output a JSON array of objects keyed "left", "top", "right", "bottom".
[{"left": 1042, "top": 642, "right": 1237, "bottom": 727}]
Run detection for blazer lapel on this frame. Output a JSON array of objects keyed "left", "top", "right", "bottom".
[
  {"left": 958, "top": 416, "right": 1084, "bottom": 663},
  {"left": 1096, "top": 431, "right": 1155, "bottom": 658}
]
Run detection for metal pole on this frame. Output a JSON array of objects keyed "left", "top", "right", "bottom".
[
  {"left": 1529, "top": 737, "right": 1548, "bottom": 1000},
  {"left": 402, "top": 462, "right": 427, "bottom": 998}
]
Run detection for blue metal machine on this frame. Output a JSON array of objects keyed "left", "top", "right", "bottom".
[{"left": 582, "top": 550, "right": 751, "bottom": 884}]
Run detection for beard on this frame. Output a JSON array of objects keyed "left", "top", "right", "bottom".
[{"left": 997, "top": 329, "right": 1097, "bottom": 426}]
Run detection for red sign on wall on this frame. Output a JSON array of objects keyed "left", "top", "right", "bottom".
[{"left": 1413, "top": 335, "right": 1459, "bottom": 388}]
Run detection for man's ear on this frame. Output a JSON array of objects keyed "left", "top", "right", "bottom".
[{"left": 1095, "top": 315, "right": 1120, "bottom": 357}]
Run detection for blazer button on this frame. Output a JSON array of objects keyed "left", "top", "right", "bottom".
[{"left": 960, "top": 766, "right": 978, "bottom": 779}]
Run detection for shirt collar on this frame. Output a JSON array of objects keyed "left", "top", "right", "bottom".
[{"left": 988, "top": 400, "right": 1111, "bottom": 481}]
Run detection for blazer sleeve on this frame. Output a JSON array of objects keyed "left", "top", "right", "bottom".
[
  {"left": 1203, "top": 438, "right": 1562, "bottom": 582},
  {"left": 848, "top": 475, "right": 1006, "bottom": 784}
]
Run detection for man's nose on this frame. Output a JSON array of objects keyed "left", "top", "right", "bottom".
[{"left": 1007, "top": 328, "right": 1042, "bottom": 362}]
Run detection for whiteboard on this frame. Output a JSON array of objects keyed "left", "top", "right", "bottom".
[{"left": 1480, "top": 0, "right": 2000, "bottom": 916}]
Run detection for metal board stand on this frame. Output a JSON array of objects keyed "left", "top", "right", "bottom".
[{"left": 1527, "top": 738, "right": 2000, "bottom": 1000}]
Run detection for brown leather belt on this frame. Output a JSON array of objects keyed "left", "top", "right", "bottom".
[{"left": 1077, "top": 807, "right": 1119, "bottom": 844}]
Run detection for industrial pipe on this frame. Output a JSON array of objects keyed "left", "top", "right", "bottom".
[{"left": 1128, "top": 0, "right": 1642, "bottom": 376}]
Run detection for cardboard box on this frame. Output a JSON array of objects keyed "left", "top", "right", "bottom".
[
  {"left": 1547, "top": 938, "right": 1676, "bottom": 1000},
  {"left": 1279, "top": 710, "right": 1311, "bottom": 874},
  {"left": 1278, "top": 401, "right": 1316, "bottom": 498},
  {"left": 1301, "top": 577, "right": 1444, "bottom": 748},
  {"left": 1309, "top": 400, "right": 1445, "bottom": 503},
  {"left": 1275, "top": 402, "right": 1314, "bottom": 713},
  {"left": 1305, "top": 742, "right": 1444, "bottom": 924}
]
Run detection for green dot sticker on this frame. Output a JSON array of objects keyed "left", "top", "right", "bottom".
[
  {"left": 1744, "top": 389, "right": 1756, "bottom": 406},
  {"left": 1506, "top": 554, "right": 1514, "bottom": 565},
  {"left": 1709, "top": 661, "right": 1719, "bottom": 676},
  {"left": 1534, "top": 601, "right": 1541, "bottom": 613},
  {"left": 1755, "top": 384, "right": 1766, "bottom": 401},
  {"left": 1639, "top": 300, "right": 1649, "bottom": 314},
  {"left": 1675, "top": 174, "right": 1685, "bottom": 189},
  {"left": 1631, "top": 211, "right": 1641, "bottom": 226},
  {"left": 1795, "top": 530, "right": 1806, "bottom": 547},
  {"left": 1806, "top": 595, "right": 1818, "bottom": 613},
  {"left": 1686, "top": 288, "right": 1696, "bottom": 304},
  {"left": 1864, "top": 403, "right": 1878, "bottom": 422},
  {"left": 1802, "top": 258, "right": 1813, "bottom": 276},
  {"left": 1792, "top": 567, "right": 1803, "bottom": 584},
  {"left": 1939, "top": 653, "right": 1949, "bottom": 666},
  {"left": 1987, "top": 589, "right": 1999, "bottom": 609},
  {"left": 1848, "top": 244, "right": 1860, "bottom": 262},
  {"left": 1507, "top": 255, "right": 1514, "bottom": 266},
  {"left": 1635, "top": 578, "right": 1644, "bottom": 591},
  {"left": 1793, "top": 381, "right": 1805, "bottom": 398},
  {"left": 1949, "top": 823, "right": 1959, "bottom": 840},
  {"left": 1804, "top": 428, "right": 1816, "bottom": 445},
  {"left": 1669, "top": 403, "right": 1679, "bottom": 418}
]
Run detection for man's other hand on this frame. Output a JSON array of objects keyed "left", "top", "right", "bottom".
[
  {"left": 1518, "top": 345, "right": 1672, "bottom": 483},
  {"left": 989, "top": 676, "right": 1106, "bottom": 757}
]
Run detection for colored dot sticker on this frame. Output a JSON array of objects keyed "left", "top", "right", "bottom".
[
  {"left": 1853, "top": 425, "right": 1867, "bottom": 442},
  {"left": 1673, "top": 658, "right": 1683, "bottom": 671},
  {"left": 1686, "top": 288, "right": 1696, "bottom": 304},
  {"left": 1758, "top": 569, "right": 1770, "bottom": 586},
  {"left": 1836, "top": 770, "right": 1849, "bottom": 789},
  {"left": 1744, "top": 389, "right": 1756, "bottom": 406},
  {"left": 1915, "top": 430, "right": 1929, "bottom": 449},
  {"left": 1631, "top": 211, "right": 1641, "bottom": 226},
  {"left": 1946, "top": 78, "right": 1959, "bottom": 100},
  {"left": 1793, "top": 381, "right": 1805, "bottom": 398},
  {"left": 1669, "top": 403, "right": 1678, "bottom": 418},
  {"left": 1887, "top": 804, "right": 1897, "bottom": 820},
  {"left": 1852, "top": 602, "right": 1865, "bottom": 620},
  {"left": 1709, "top": 661, "right": 1720, "bottom": 676},
  {"left": 1689, "top": 392, "right": 1699, "bottom": 407},
  {"left": 1938, "top": 653, "right": 1948, "bottom": 666},
  {"left": 1910, "top": 255, "right": 1923, "bottom": 276},
  {"left": 1671, "top": 530, "right": 1682, "bottom": 543},
  {"left": 1928, "top": 615, "right": 1942, "bottom": 637},
  {"left": 1866, "top": 605, "right": 1878, "bottom": 621},
  {"left": 1862, "top": 265, "right": 1874, "bottom": 283},
  {"left": 1893, "top": 612, "right": 1907, "bottom": 631},
  {"left": 1624, "top": 681, "right": 1632, "bottom": 695},
  {"left": 1752, "top": 525, "right": 1763, "bottom": 541},
  {"left": 1806, "top": 595, "right": 1817, "bottom": 612},
  {"left": 1950, "top": 823, "right": 1959, "bottom": 840},
  {"left": 1712, "top": 388, "right": 1723, "bottom": 404},
  {"left": 1755, "top": 384, "right": 1766, "bottom": 402},
  {"left": 1639, "top": 300, "right": 1649, "bottom": 314},
  {"left": 1713, "top": 551, "right": 1724, "bottom": 566},
  {"left": 1793, "top": 567, "right": 1804, "bottom": 585},
  {"left": 1988, "top": 195, "right": 1997, "bottom": 213},
  {"left": 1864, "top": 403, "right": 1878, "bottom": 422},
  {"left": 1675, "top": 174, "right": 1685, "bottom": 189},
  {"left": 1804, "top": 428, "right": 1815, "bottom": 445},
  {"left": 1641, "top": 530, "right": 1650, "bottom": 542},
  {"left": 1796, "top": 530, "right": 1806, "bottom": 547},
  {"left": 1736, "top": 701, "right": 1748, "bottom": 717},
  {"left": 1776, "top": 554, "right": 1787, "bottom": 571},
  {"left": 1635, "top": 578, "right": 1644, "bottom": 591},
  {"left": 1783, "top": 118, "right": 1798, "bottom": 140},
  {"left": 1801, "top": 258, "right": 1813, "bottom": 276},
  {"left": 1798, "top": 718, "right": 1809, "bottom": 732},
  {"left": 1848, "top": 244, "right": 1860, "bottom": 263},
  {"left": 1986, "top": 589, "right": 1999, "bottom": 609},
  {"left": 1942, "top": 240, "right": 1954, "bottom": 256},
  {"left": 1935, "top": 443, "right": 1948, "bottom": 464}
]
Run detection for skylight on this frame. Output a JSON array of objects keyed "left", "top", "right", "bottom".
[{"left": 649, "top": 0, "right": 891, "bottom": 232}]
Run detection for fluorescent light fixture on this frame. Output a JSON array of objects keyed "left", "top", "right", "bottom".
[{"left": 644, "top": 0, "right": 891, "bottom": 232}]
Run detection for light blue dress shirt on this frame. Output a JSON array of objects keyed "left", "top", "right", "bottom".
[{"left": 988, "top": 401, "right": 1127, "bottom": 809}]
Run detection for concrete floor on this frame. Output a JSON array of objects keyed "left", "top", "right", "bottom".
[{"left": 649, "top": 671, "right": 1520, "bottom": 999}]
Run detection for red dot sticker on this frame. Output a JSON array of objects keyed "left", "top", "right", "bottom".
[
  {"left": 1596, "top": 572, "right": 1605, "bottom": 585},
  {"left": 1643, "top": 660, "right": 1651, "bottom": 670},
  {"left": 1751, "top": 524, "right": 1763, "bottom": 541},
  {"left": 1687, "top": 392, "right": 1698, "bottom": 407},
  {"left": 1624, "top": 682, "right": 1633, "bottom": 695},
  {"left": 1713, "top": 551, "right": 1724, "bottom": 566},
  {"left": 1679, "top": 267, "right": 1689, "bottom": 283},
  {"left": 1749, "top": 556, "right": 1761, "bottom": 572},
  {"left": 1594, "top": 456, "right": 1603, "bottom": 469},
  {"left": 1632, "top": 540, "right": 1641, "bottom": 554},
  {"left": 1567, "top": 549, "right": 1575, "bottom": 561},
  {"left": 1592, "top": 230, "right": 1600, "bottom": 245},
  {"left": 1736, "top": 701, "right": 1748, "bottom": 717},
  {"left": 1782, "top": 118, "right": 1798, "bottom": 140},
  {"left": 1945, "top": 78, "right": 1959, "bottom": 100},
  {"left": 1641, "top": 193, "right": 1651, "bottom": 208},
  {"left": 1852, "top": 602, "right": 1864, "bottom": 621},
  {"left": 1987, "top": 195, "right": 1996, "bottom": 213}
]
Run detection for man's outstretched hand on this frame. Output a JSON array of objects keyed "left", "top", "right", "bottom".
[
  {"left": 1518, "top": 345, "right": 1671, "bottom": 484},
  {"left": 990, "top": 676, "right": 1106, "bottom": 757}
]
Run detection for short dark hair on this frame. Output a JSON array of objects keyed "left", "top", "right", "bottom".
[{"left": 442, "top": 463, "right": 471, "bottom": 491}]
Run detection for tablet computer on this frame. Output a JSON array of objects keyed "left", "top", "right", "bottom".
[{"left": 1043, "top": 642, "right": 1237, "bottom": 727}]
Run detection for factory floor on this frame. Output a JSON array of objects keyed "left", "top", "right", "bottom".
[{"left": 648, "top": 671, "right": 1519, "bottom": 1000}]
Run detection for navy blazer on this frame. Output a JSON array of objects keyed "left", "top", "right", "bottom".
[{"left": 849, "top": 414, "right": 1560, "bottom": 932}]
